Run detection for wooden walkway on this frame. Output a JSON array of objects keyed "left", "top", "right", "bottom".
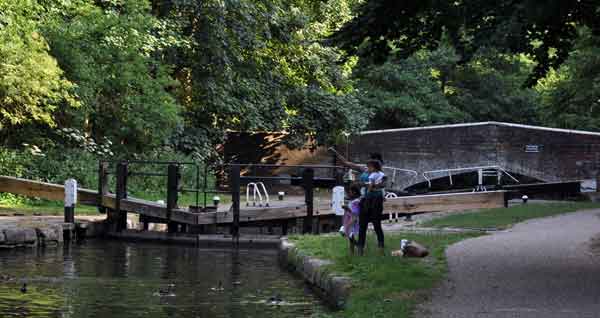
[{"left": 0, "top": 175, "right": 508, "bottom": 227}]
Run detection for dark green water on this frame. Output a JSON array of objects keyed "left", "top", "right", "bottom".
[{"left": 0, "top": 241, "right": 328, "bottom": 318}]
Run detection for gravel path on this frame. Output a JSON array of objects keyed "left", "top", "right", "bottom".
[{"left": 420, "top": 209, "right": 600, "bottom": 318}]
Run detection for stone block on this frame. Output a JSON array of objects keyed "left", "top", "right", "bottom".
[
  {"left": 23, "top": 228, "right": 37, "bottom": 245},
  {"left": 3, "top": 228, "right": 25, "bottom": 245},
  {"left": 330, "top": 276, "right": 352, "bottom": 308},
  {"left": 36, "top": 226, "right": 61, "bottom": 246}
]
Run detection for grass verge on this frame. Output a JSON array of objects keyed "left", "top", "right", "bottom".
[
  {"left": 421, "top": 201, "right": 600, "bottom": 230},
  {"left": 289, "top": 201, "right": 600, "bottom": 317},
  {"left": 0, "top": 200, "right": 99, "bottom": 216},
  {"left": 289, "top": 232, "right": 481, "bottom": 318},
  {"left": 0, "top": 191, "right": 230, "bottom": 216}
]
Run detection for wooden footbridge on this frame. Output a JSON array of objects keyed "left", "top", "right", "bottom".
[
  {"left": 0, "top": 160, "right": 513, "bottom": 236},
  {"left": 0, "top": 160, "right": 578, "bottom": 237}
]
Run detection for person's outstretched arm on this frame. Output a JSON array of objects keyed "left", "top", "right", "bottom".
[{"left": 329, "top": 148, "right": 365, "bottom": 172}]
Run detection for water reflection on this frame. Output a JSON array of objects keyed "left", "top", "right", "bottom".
[{"left": 0, "top": 241, "right": 327, "bottom": 318}]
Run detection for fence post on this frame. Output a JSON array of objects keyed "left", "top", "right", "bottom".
[
  {"left": 167, "top": 164, "right": 180, "bottom": 233},
  {"left": 114, "top": 161, "right": 128, "bottom": 232},
  {"left": 64, "top": 179, "right": 77, "bottom": 224},
  {"left": 302, "top": 168, "right": 315, "bottom": 234},
  {"left": 230, "top": 165, "right": 241, "bottom": 241},
  {"left": 98, "top": 161, "right": 108, "bottom": 213}
]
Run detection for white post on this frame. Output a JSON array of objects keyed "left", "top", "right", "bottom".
[{"left": 64, "top": 179, "right": 77, "bottom": 223}]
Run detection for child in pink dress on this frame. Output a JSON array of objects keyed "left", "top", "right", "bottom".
[{"left": 342, "top": 184, "right": 361, "bottom": 255}]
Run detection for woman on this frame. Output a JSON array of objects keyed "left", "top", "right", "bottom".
[{"left": 333, "top": 151, "right": 386, "bottom": 255}]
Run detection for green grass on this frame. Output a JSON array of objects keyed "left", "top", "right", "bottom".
[
  {"left": 288, "top": 202, "right": 600, "bottom": 317},
  {"left": 422, "top": 201, "right": 600, "bottom": 230},
  {"left": 0, "top": 200, "right": 100, "bottom": 216},
  {"left": 289, "top": 232, "right": 481, "bottom": 318},
  {"left": 0, "top": 191, "right": 230, "bottom": 216}
]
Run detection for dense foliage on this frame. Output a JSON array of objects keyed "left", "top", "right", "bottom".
[
  {"left": 1, "top": 0, "right": 600, "bottom": 187},
  {"left": 0, "top": 0, "right": 76, "bottom": 130},
  {"left": 332, "top": 0, "right": 600, "bottom": 85}
]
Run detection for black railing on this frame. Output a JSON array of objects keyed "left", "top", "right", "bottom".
[{"left": 99, "top": 160, "right": 347, "bottom": 237}]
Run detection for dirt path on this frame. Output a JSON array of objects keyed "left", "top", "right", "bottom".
[{"left": 420, "top": 209, "right": 600, "bottom": 318}]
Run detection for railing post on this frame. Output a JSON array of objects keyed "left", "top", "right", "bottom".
[
  {"left": 302, "top": 168, "right": 315, "bottom": 234},
  {"left": 167, "top": 164, "right": 180, "bottom": 233},
  {"left": 114, "top": 161, "right": 128, "bottom": 232},
  {"left": 230, "top": 165, "right": 241, "bottom": 241},
  {"left": 98, "top": 161, "right": 108, "bottom": 213}
]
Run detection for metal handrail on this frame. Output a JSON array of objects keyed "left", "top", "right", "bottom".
[
  {"left": 245, "top": 182, "right": 270, "bottom": 207},
  {"left": 422, "top": 165, "right": 520, "bottom": 187},
  {"left": 383, "top": 166, "right": 419, "bottom": 176},
  {"left": 382, "top": 166, "right": 418, "bottom": 190}
]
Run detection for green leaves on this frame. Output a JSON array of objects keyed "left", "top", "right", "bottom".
[
  {"left": 44, "top": 0, "right": 180, "bottom": 154},
  {"left": 161, "top": 0, "right": 365, "bottom": 151},
  {"left": 0, "top": 0, "right": 76, "bottom": 130},
  {"left": 357, "top": 46, "right": 466, "bottom": 129},
  {"left": 332, "top": 0, "right": 600, "bottom": 86},
  {"left": 538, "top": 28, "right": 600, "bottom": 130}
]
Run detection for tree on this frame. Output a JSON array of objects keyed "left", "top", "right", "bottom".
[
  {"left": 0, "top": 0, "right": 76, "bottom": 133},
  {"left": 44, "top": 0, "right": 180, "bottom": 154},
  {"left": 358, "top": 45, "right": 467, "bottom": 129},
  {"left": 155, "top": 0, "right": 368, "bottom": 153},
  {"left": 447, "top": 50, "right": 540, "bottom": 124},
  {"left": 331, "top": 0, "right": 600, "bottom": 86},
  {"left": 538, "top": 28, "right": 600, "bottom": 130}
]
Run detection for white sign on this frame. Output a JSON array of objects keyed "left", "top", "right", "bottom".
[
  {"left": 64, "top": 179, "right": 77, "bottom": 207},
  {"left": 331, "top": 186, "right": 345, "bottom": 216},
  {"left": 525, "top": 145, "right": 540, "bottom": 153}
]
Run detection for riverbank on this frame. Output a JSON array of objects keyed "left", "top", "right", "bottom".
[
  {"left": 286, "top": 232, "right": 480, "bottom": 317},
  {"left": 0, "top": 215, "right": 106, "bottom": 248},
  {"left": 285, "top": 201, "right": 600, "bottom": 317}
]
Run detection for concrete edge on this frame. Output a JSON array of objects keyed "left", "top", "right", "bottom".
[
  {"left": 0, "top": 224, "right": 64, "bottom": 248},
  {"left": 278, "top": 237, "right": 352, "bottom": 309},
  {"left": 106, "top": 230, "right": 281, "bottom": 248}
]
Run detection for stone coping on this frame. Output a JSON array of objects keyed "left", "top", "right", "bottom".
[
  {"left": 278, "top": 237, "right": 352, "bottom": 309},
  {"left": 0, "top": 224, "right": 64, "bottom": 248},
  {"left": 107, "top": 230, "right": 282, "bottom": 248}
]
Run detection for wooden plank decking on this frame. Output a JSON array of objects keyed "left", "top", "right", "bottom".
[{"left": 0, "top": 175, "right": 508, "bottom": 226}]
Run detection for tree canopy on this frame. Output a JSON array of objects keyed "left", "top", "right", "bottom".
[
  {"left": 1, "top": 0, "right": 600, "bottom": 173},
  {"left": 332, "top": 0, "right": 600, "bottom": 86},
  {"left": 0, "top": 0, "right": 76, "bottom": 130}
]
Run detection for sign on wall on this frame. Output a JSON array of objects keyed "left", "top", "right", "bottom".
[{"left": 525, "top": 145, "right": 541, "bottom": 153}]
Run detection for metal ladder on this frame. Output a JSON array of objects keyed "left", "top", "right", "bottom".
[{"left": 245, "top": 182, "right": 270, "bottom": 207}]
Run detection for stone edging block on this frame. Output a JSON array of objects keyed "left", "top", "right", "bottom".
[{"left": 278, "top": 237, "right": 351, "bottom": 309}]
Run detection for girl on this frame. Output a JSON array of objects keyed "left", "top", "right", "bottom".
[{"left": 342, "top": 184, "right": 361, "bottom": 255}]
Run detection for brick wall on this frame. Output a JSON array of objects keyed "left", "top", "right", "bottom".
[{"left": 345, "top": 123, "right": 600, "bottom": 190}]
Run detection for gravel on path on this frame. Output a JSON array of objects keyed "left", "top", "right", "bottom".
[{"left": 420, "top": 209, "right": 600, "bottom": 318}]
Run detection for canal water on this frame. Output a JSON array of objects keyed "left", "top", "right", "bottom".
[{"left": 0, "top": 241, "right": 329, "bottom": 318}]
